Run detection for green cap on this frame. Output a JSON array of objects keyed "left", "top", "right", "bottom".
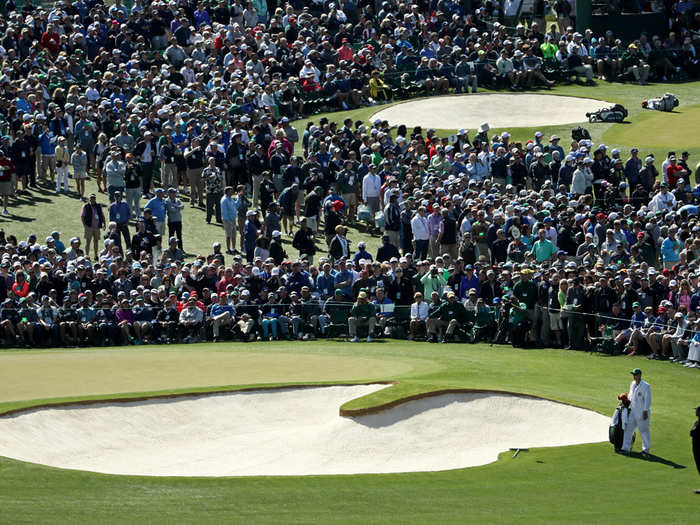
[
  {"left": 631, "top": 368, "right": 642, "bottom": 375},
  {"left": 632, "top": 301, "right": 640, "bottom": 308}
]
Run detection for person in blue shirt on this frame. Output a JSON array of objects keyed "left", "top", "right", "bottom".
[
  {"left": 109, "top": 191, "right": 132, "bottom": 249},
  {"left": 459, "top": 265, "right": 481, "bottom": 299},
  {"left": 209, "top": 292, "right": 235, "bottom": 342},
  {"left": 617, "top": 301, "right": 647, "bottom": 353},
  {"left": 51, "top": 231, "right": 65, "bottom": 254},
  {"left": 286, "top": 262, "right": 312, "bottom": 294},
  {"left": 243, "top": 209, "right": 259, "bottom": 263},
  {"left": 353, "top": 241, "right": 373, "bottom": 266},
  {"left": 373, "top": 287, "right": 394, "bottom": 336},
  {"left": 220, "top": 186, "right": 240, "bottom": 255},
  {"left": 37, "top": 124, "right": 57, "bottom": 181},
  {"left": 333, "top": 259, "right": 354, "bottom": 298},
  {"left": 315, "top": 262, "right": 337, "bottom": 299},
  {"left": 144, "top": 188, "right": 167, "bottom": 237}
]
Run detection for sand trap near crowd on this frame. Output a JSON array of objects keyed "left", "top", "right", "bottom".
[
  {"left": 372, "top": 94, "right": 610, "bottom": 129},
  {"left": 0, "top": 385, "right": 608, "bottom": 476}
]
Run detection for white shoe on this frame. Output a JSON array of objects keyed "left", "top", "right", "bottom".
[
  {"left": 351, "top": 336, "right": 360, "bottom": 343},
  {"left": 366, "top": 335, "right": 372, "bottom": 343}
]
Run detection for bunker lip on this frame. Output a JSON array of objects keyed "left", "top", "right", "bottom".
[
  {"left": 0, "top": 385, "right": 609, "bottom": 477},
  {"left": 370, "top": 93, "right": 612, "bottom": 129},
  {"left": 0, "top": 381, "right": 396, "bottom": 419}
]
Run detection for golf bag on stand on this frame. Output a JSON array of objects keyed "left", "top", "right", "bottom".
[
  {"left": 571, "top": 126, "right": 591, "bottom": 142},
  {"left": 586, "top": 104, "right": 628, "bottom": 123}
]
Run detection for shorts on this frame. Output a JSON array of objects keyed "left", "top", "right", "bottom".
[
  {"left": 342, "top": 193, "right": 357, "bottom": 207},
  {"left": 74, "top": 170, "right": 88, "bottom": 180},
  {"left": 305, "top": 216, "right": 317, "bottom": 231},
  {"left": 0, "top": 180, "right": 12, "bottom": 196},
  {"left": 223, "top": 220, "right": 236, "bottom": 237},
  {"left": 549, "top": 311, "right": 563, "bottom": 331},
  {"left": 295, "top": 189, "right": 305, "bottom": 206},
  {"left": 84, "top": 226, "right": 101, "bottom": 245}
]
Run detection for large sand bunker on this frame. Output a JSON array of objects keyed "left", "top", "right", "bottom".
[
  {"left": 0, "top": 385, "right": 608, "bottom": 476},
  {"left": 371, "top": 94, "right": 610, "bottom": 129}
]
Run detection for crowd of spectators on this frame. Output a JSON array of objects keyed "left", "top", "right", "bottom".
[{"left": 0, "top": 1, "right": 699, "bottom": 367}]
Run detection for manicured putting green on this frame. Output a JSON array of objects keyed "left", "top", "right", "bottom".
[
  {"left": 603, "top": 103, "right": 700, "bottom": 149},
  {"left": 0, "top": 341, "right": 697, "bottom": 524},
  {"left": 0, "top": 346, "right": 424, "bottom": 405}
]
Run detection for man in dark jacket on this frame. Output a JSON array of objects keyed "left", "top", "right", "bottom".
[
  {"left": 383, "top": 192, "right": 401, "bottom": 249},
  {"left": 292, "top": 218, "right": 316, "bottom": 263},
  {"left": 376, "top": 234, "right": 400, "bottom": 263},
  {"left": 80, "top": 193, "right": 105, "bottom": 260}
]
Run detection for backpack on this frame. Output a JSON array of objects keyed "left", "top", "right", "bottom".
[
  {"left": 587, "top": 104, "right": 628, "bottom": 123},
  {"left": 571, "top": 126, "right": 591, "bottom": 142}
]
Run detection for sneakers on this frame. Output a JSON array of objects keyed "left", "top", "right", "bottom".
[
  {"left": 2, "top": 208, "right": 8, "bottom": 215},
  {"left": 351, "top": 336, "right": 360, "bottom": 343},
  {"left": 366, "top": 335, "right": 372, "bottom": 343}
]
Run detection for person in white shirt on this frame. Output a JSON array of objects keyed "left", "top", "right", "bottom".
[
  {"left": 410, "top": 206, "right": 430, "bottom": 260},
  {"left": 362, "top": 167, "right": 382, "bottom": 224},
  {"left": 409, "top": 292, "right": 429, "bottom": 340},
  {"left": 621, "top": 367, "right": 652, "bottom": 456},
  {"left": 648, "top": 183, "right": 676, "bottom": 212}
]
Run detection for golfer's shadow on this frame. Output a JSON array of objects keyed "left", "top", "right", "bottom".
[{"left": 629, "top": 451, "right": 685, "bottom": 469}]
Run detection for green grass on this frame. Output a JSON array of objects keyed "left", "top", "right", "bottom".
[
  {"left": 7, "top": 81, "right": 700, "bottom": 266},
  {"left": 0, "top": 341, "right": 698, "bottom": 524}
]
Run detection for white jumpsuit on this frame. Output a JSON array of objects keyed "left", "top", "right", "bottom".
[{"left": 622, "top": 379, "right": 651, "bottom": 453}]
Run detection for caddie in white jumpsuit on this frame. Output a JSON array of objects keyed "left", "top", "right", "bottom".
[{"left": 621, "top": 367, "right": 652, "bottom": 455}]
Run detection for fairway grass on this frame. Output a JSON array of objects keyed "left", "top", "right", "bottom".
[
  {"left": 603, "top": 103, "right": 700, "bottom": 149},
  {"left": 0, "top": 341, "right": 698, "bottom": 524}
]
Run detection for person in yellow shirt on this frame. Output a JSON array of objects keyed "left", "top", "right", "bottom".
[{"left": 368, "top": 70, "right": 391, "bottom": 102}]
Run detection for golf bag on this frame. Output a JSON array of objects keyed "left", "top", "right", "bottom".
[
  {"left": 586, "top": 104, "right": 628, "bottom": 123},
  {"left": 609, "top": 405, "right": 635, "bottom": 450},
  {"left": 571, "top": 126, "right": 591, "bottom": 142},
  {"left": 642, "top": 93, "right": 679, "bottom": 112}
]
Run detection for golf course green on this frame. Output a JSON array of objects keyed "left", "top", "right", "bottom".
[{"left": 0, "top": 341, "right": 697, "bottom": 524}]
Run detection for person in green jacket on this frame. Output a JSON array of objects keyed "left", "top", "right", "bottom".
[
  {"left": 427, "top": 291, "right": 469, "bottom": 343},
  {"left": 349, "top": 291, "right": 377, "bottom": 343},
  {"left": 509, "top": 296, "right": 531, "bottom": 347}
]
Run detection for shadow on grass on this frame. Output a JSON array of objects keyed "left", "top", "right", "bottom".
[{"left": 629, "top": 451, "right": 685, "bottom": 469}]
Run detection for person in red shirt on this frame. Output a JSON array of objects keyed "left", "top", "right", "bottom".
[
  {"left": 665, "top": 155, "right": 687, "bottom": 188},
  {"left": 40, "top": 24, "right": 60, "bottom": 55},
  {"left": 337, "top": 39, "right": 354, "bottom": 62},
  {"left": 0, "top": 149, "right": 14, "bottom": 215},
  {"left": 12, "top": 271, "right": 29, "bottom": 299}
]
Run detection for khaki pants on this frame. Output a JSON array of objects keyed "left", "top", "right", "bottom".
[
  {"left": 41, "top": 155, "right": 56, "bottom": 179},
  {"left": 348, "top": 316, "right": 376, "bottom": 336},
  {"left": 161, "top": 163, "right": 177, "bottom": 189},
  {"left": 385, "top": 229, "right": 400, "bottom": 249},
  {"left": 429, "top": 237, "right": 440, "bottom": 259},
  {"left": 237, "top": 318, "right": 255, "bottom": 338},
  {"left": 187, "top": 168, "right": 204, "bottom": 205},
  {"left": 211, "top": 311, "right": 232, "bottom": 337},
  {"left": 427, "top": 318, "right": 459, "bottom": 335},
  {"left": 440, "top": 243, "right": 458, "bottom": 260}
]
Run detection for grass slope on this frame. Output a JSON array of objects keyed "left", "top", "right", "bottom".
[
  {"left": 0, "top": 341, "right": 697, "bottom": 524},
  {"left": 4, "top": 81, "right": 700, "bottom": 265}
]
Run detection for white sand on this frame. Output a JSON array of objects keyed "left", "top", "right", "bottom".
[
  {"left": 0, "top": 385, "right": 608, "bottom": 476},
  {"left": 371, "top": 94, "right": 610, "bottom": 129}
]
